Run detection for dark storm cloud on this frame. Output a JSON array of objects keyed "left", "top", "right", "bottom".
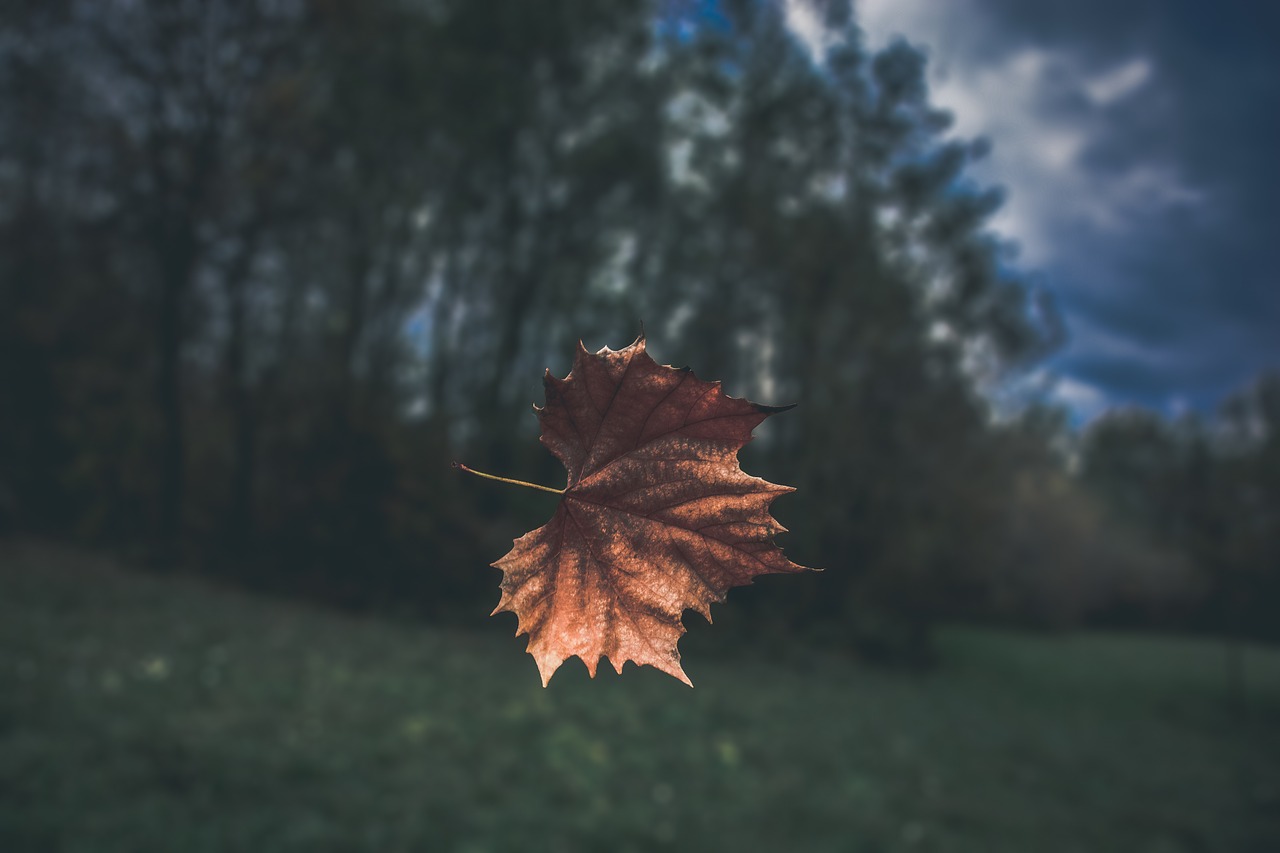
[
  {"left": 975, "top": 0, "right": 1280, "bottom": 227},
  {"left": 977, "top": 0, "right": 1280, "bottom": 413},
  {"left": 1052, "top": 198, "right": 1280, "bottom": 409},
  {"left": 861, "top": 0, "right": 1280, "bottom": 416}
]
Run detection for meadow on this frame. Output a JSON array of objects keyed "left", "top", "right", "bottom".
[{"left": 2, "top": 541, "right": 1277, "bottom": 852}]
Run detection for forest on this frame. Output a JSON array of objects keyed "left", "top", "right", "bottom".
[{"left": 2, "top": 0, "right": 1278, "bottom": 657}]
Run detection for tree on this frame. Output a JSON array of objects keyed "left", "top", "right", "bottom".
[
  {"left": 2, "top": 0, "right": 1071, "bottom": 645},
  {"left": 629, "top": 1, "right": 1058, "bottom": 654},
  {"left": 1213, "top": 373, "right": 1280, "bottom": 639}
]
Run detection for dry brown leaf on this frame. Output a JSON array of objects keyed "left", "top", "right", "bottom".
[{"left": 470, "top": 334, "right": 812, "bottom": 685}]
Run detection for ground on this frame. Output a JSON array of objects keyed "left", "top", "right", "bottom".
[{"left": 1, "top": 541, "right": 1277, "bottom": 852}]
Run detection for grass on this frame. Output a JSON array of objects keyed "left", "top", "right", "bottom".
[{"left": 2, "top": 541, "right": 1278, "bottom": 852}]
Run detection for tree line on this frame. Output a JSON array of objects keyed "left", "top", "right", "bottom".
[{"left": 2, "top": 0, "right": 1275, "bottom": 656}]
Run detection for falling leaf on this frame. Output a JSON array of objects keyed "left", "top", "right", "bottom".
[{"left": 461, "top": 334, "right": 813, "bottom": 685}]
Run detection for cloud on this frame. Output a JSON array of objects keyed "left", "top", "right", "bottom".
[
  {"left": 782, "top": 0, "right": 828, "bottom": 58},
  {"left": 1084, "top": 58, "right": 1151, "bottom": 106},
  {"left": 854, "top": 0, "right": 1280, "bottom": 416},
  {"left": 1050, "top": 376, "right": 1109, "bottom": 423},
  {"left": 858, "top": 10, "right": 1204, "bottom": 265}
]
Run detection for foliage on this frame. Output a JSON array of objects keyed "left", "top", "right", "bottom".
[{"left": 1080, "top": 373, "right": 1280, "bottom": 641}]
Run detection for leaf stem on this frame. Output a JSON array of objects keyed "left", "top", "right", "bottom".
[{"left": 451, "top": 462, "right": 565, "bottom": 495}]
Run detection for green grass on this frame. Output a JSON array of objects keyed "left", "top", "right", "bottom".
[{"left": 2, "top": 541, "right": 1278, "bottom": 852}]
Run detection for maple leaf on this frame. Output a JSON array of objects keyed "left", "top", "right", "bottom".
[{"left": 456, "top": 334, "right": 813, "bottom": 686}]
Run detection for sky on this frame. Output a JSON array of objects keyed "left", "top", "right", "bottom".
[{"left": 795, "top": 0, "right": 1280, "bottom": 422}]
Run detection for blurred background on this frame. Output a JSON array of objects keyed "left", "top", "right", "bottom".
[{"left": 1, "top": 0, "right": 1278, "bottom": 850}]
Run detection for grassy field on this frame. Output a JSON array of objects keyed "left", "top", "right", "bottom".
[{"left": 2, "top": 541, "right": 1278, "bottom": 852}]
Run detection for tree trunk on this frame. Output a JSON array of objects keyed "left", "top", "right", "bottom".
[
  {"left": 224, "top": 230, "right": 261, "bottom": 558},
  {"left": 155, "top": 228, "right": 197, "bottom": 566}
]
